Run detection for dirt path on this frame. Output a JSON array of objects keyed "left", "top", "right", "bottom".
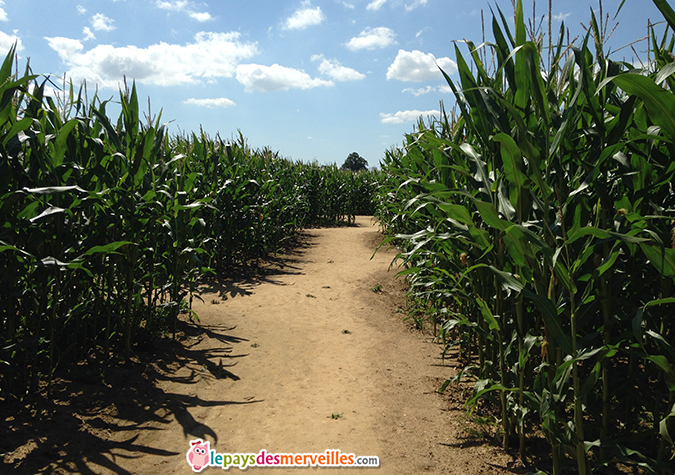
[{"left": 4, "top": 217, "right": 516, "bottom": 474}]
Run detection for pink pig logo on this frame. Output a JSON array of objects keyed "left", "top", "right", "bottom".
[{"left": 186, "top": 439, "right": 210, "bottom": 472}]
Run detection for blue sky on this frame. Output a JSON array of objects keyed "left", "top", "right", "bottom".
[{"left": 0, "top": 0, "right": 666, "bottom": 166}]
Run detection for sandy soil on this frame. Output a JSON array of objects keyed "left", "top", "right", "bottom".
[{"left": 2, "top": 216, "right": 519, "bottom": 474}]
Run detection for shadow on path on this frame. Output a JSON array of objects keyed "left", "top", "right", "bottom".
[
  {"left": 0, "top": 321, "right": 260, "bottom": 474},
  {"left": 198, "top": 230, "right": 317, "bottom": 299}
]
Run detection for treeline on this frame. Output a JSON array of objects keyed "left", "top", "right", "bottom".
[
  {"left": 0, "top": 46, "right": 379, "bottom": 398},
  {"left": 376, "top": 1, "right": 675, "bottom": 473}
]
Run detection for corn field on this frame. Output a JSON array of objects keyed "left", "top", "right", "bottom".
[
  {"left": 376, "top": 0, "right": 675, "bottom": 473},
  {"left": 0, "top": 46, "right": 379, "bottom": 400}
]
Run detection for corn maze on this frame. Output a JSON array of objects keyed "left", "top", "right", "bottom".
[{"left": 3, "top": 0, "right": 675, "bottom": 473}]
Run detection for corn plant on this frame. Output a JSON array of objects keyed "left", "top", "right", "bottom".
[
  {"left": 377, "top": 1, "right": 675, "bottom": 473},
  {"left": 0, "top": 47, "right": 380, "bottom": 400}
]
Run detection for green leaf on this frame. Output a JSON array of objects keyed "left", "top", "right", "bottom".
[
  {"left": 644, "top": 297, "right": 675, "bottom": 307},
  {"left": 476, "top": 296, "right": 500, "bottom": 332},
  {"left": 474, "top": 200, "right": 507, "bottom": 231},
  {"left": 437, "top": 202, "right": 474, "bottom": 226},
  {"left": 514, "top": 0, "right": 525, "bottom": 46},
  {"left": 644, "top": 355, "right": 675, "bottom": 391},
  {"left": 523, "top": 42, "right": 550, "bottom": 128},
  {"left": 38, "top": 256, "right": 84, "bottom": 270},
  {"left": 466, "top": 382, "right": 516, "bottom": 408},
  {"left": 524, "top": 288, "right": 573, "bottom": 355},
  {"left": 0, "top": 240, "right": 34, "bottom": 259},
  {"left": 21, "top": 185, "right": 87, "bottom": 195},
  {"left": 655, "top": 62, "right": 675, "bottom": 85},
  {"left": 659, "top": 403, "right": 675, "bottom": 445},
  {"left": 639, "top": 244, "right": 675, "bottom": 276},
  {"left": 53, "top": 118, "right": 79, "bottom": 167},
  {"left": 653, "top": 0, "right": 675, "bottom": 31},
  {"left": 460, "top": 143, "right": 492, "bottom": 196},
  {"left": 493, "top": 133, "right": 529, "bottom": 214},
  {"left": 29, "top": 206, "right": 65, "bottom": 224},
  {"left": 579, "top": 361, "right": 602, "bottom": 398},
  {"left": 502, "top": 226, "right": 532, "bottom": 268},
  {"left": 0, "top": 43, "right": 16, "bottom": 85},
  {"left": 566, "top": 226, "right": 648, "bottom": 246},
  {"left": 79, "top": 241, "right": 134, "bottom": 258},
  {"left": 1, "top": 117, "right": 33, "bottom": 148},
  {"left": 610, "top": 72, "right": 675, "bottom": 140}
]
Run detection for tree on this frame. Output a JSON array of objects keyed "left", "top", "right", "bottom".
[{"left": 340, "top": 152, "right": 368, "bottom": 172}]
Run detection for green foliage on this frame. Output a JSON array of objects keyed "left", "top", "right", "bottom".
[
  {"left": 0, "top": 51, "right": 380, "bottom": 399},
  {"left": 340, "top": 152, "right": 368, "bottom": 172},
  {"left": 376, "top": 1, "right": 675, "bottom": 473}
]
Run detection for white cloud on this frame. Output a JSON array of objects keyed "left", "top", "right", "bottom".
[
  {"left": 402, "top": 85, "right": 452, "bottom": 96},
  {"left": 82, "top": 27, "right": 96, "bottom": 42},
  {"left": 341, "top": 2, "right": 355, "bottom": 9},
  {"left": 284, "top": 3, "right": 325, "bottom": 30},
  {"left": 45, "top": 32, "right": 259, "bottom": 88},
  {"left": 366, "top": 0, "right": 387, "bottom": 11},
  {"left": 0, "top": 30, "right": 23, "bottom": 53},
  {"left": 402, "top": 85, "right": 434, "bottom": 96},
  {"left": 189, "top": 11, "right": 212, "bottom": 22},
  {"left": 183, "top": 97, "right": 236, "bottom": 108},
  {"left": 156, "top": 0, "right": 189, "bottom": 10},
  {"left": 386, "top": 49, "right": 457, "bottom": 81},
  {"left": 554, "top": 12, "right": 571, "bottom": 22},
  {"left": 236, "top": 63, "right": 333, "bottom": 92},
  {"left": 76, "top": 5, "right": 87, "bottom": 15},
  {"left": 368, "top": 0, "right": 426, "bottom": 12},
  {"left": 346, "top": 27, "right": 395, "bottom": 51},
  {"left": 46, "top": 37, "right": 84, "bottom": 61},
  {"left": 311, "top": 54, "right": 365, "bottom": 81},
  {"left": 405, "top": 0, "right": 428, "bottom": 11},
  {"left": 156, "top": 1, "right": 213, "bottom": 22},
  {"left": 91, "top": 13, "right": 116, "bottom": 32},
  {"left": 0, "top": 1, "right": 7, "bottom": 22},
  {"left": 380, "top": 109, "right": 439, "bottom": 124}
]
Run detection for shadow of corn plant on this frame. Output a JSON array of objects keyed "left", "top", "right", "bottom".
[{"left": 0, "top": 319, "right": 260, "bottom": 474}]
